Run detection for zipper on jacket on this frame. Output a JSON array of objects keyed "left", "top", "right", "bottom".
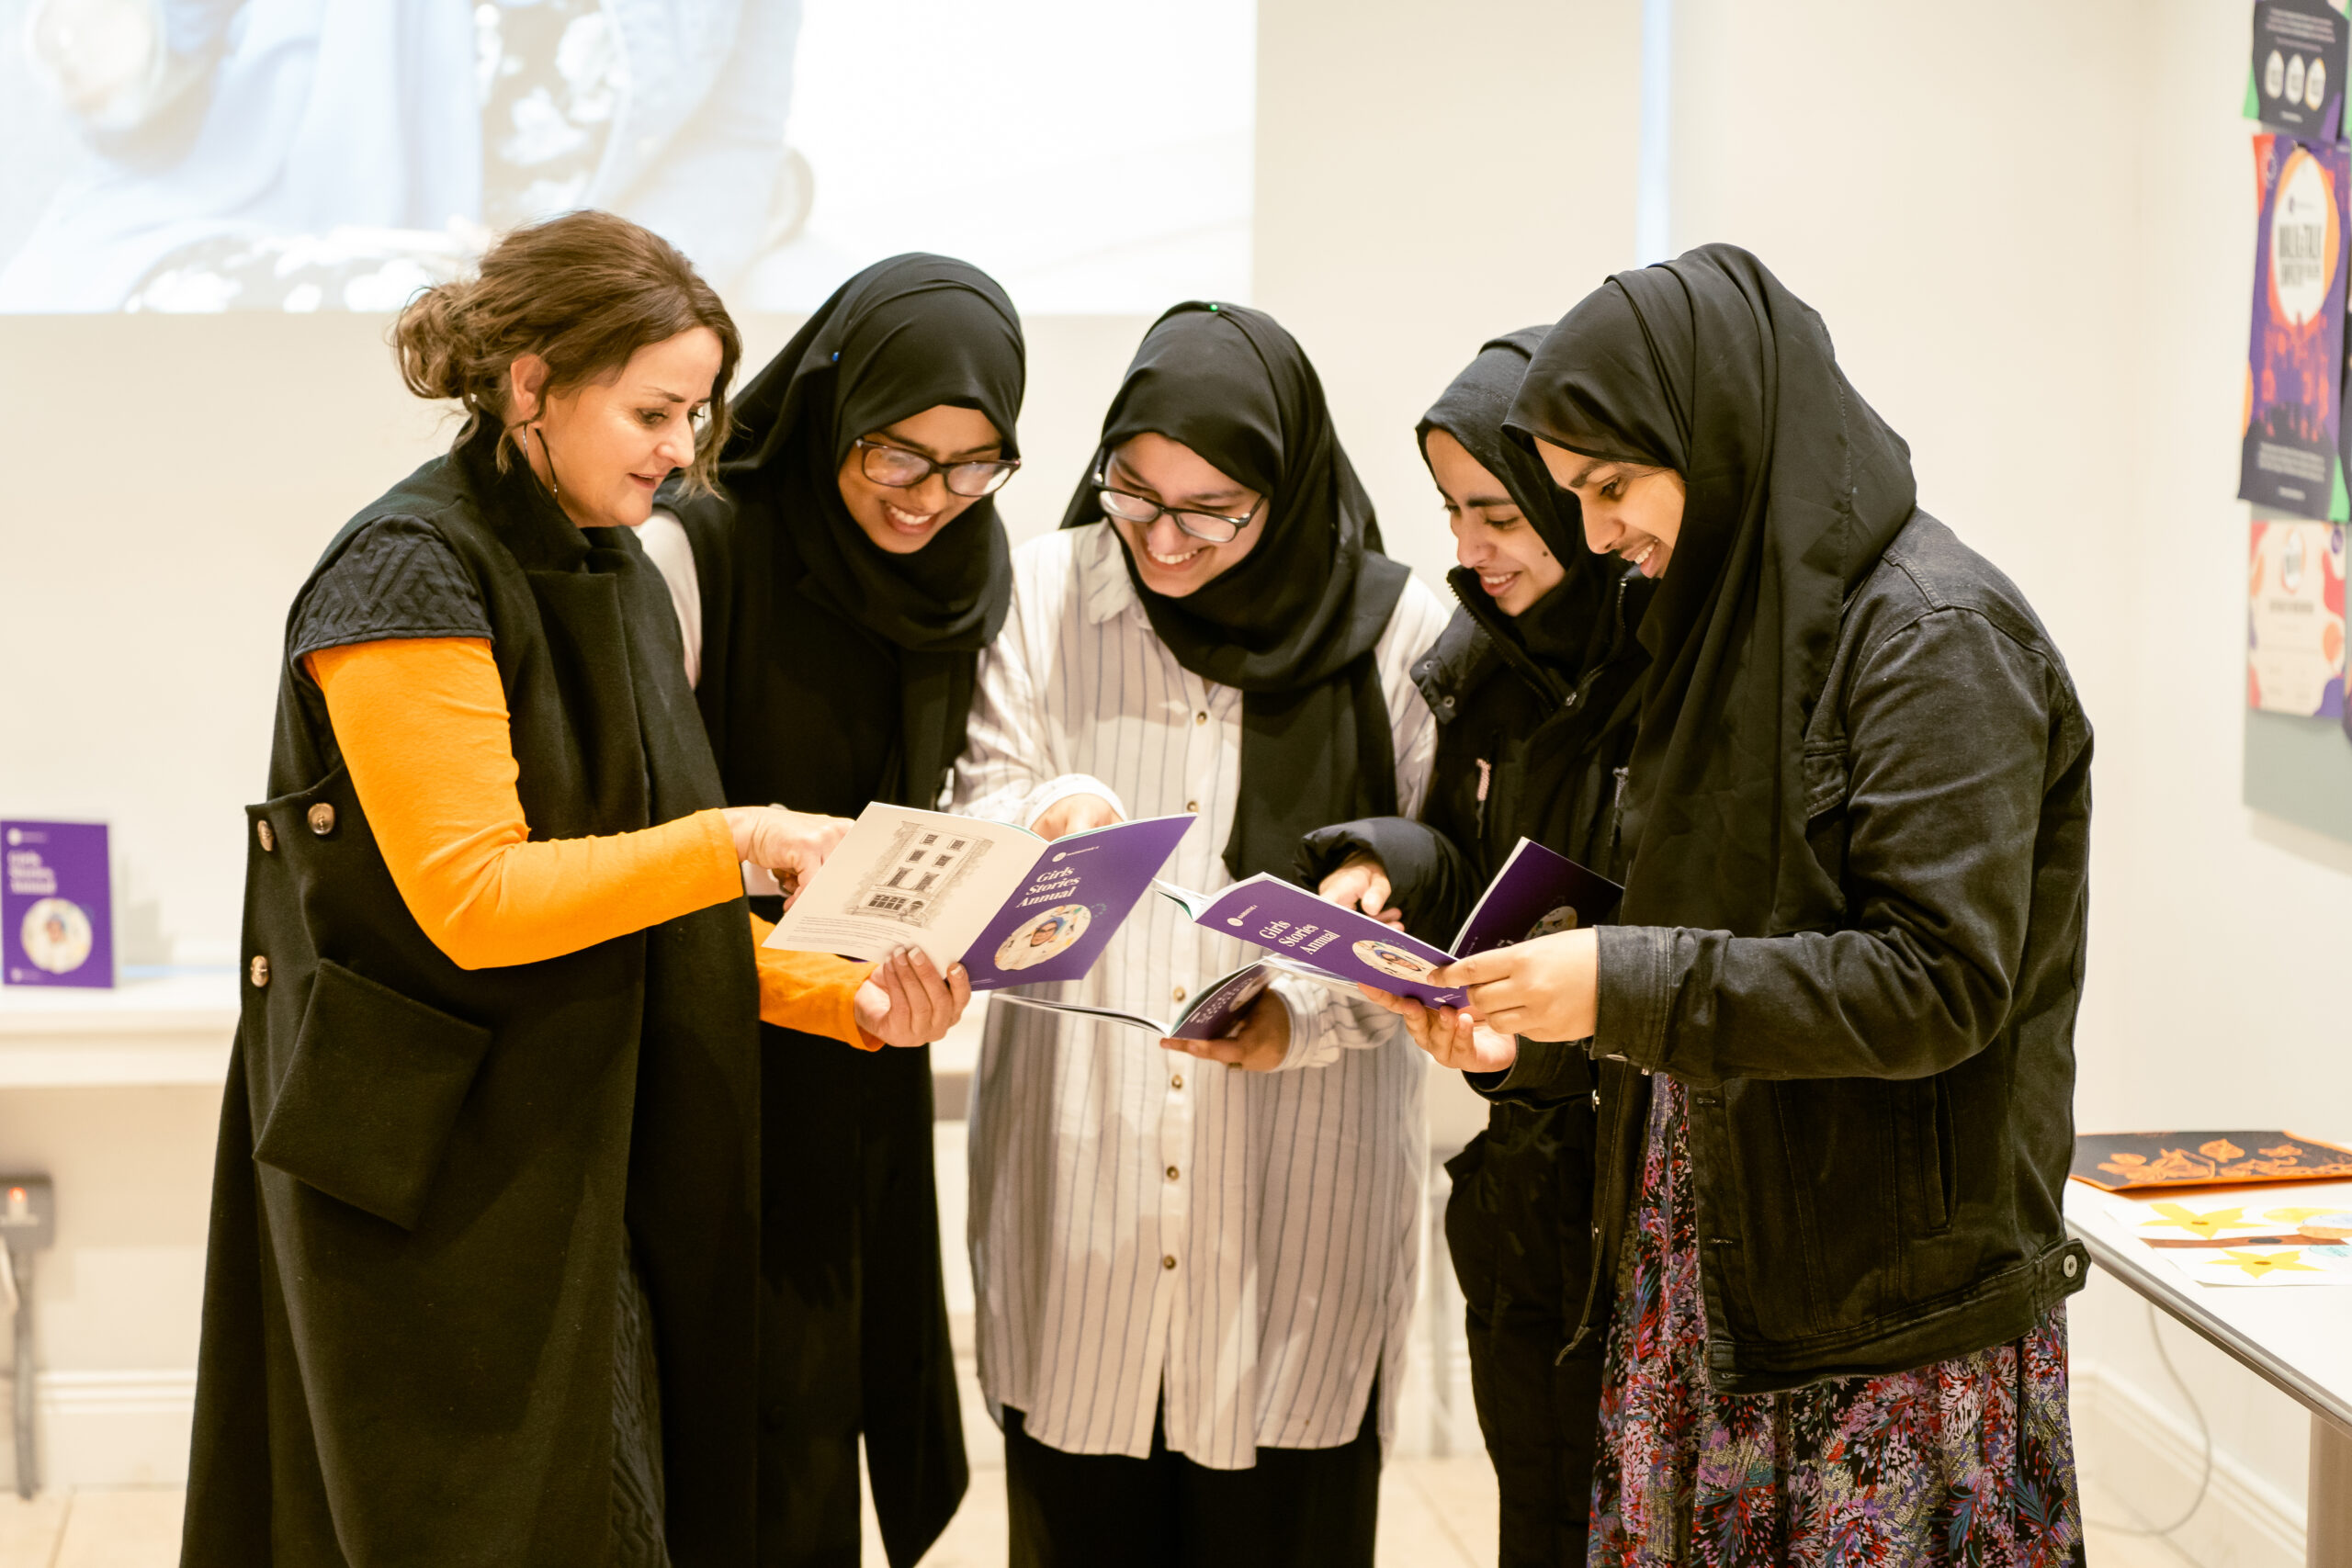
[{"left": 1608, "top": 765, "right": 1631, "bottom": 858}]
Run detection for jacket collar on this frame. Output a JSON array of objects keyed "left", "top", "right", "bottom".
[{"left": 456, "top": 419, "right": 593, "bottom": 572}]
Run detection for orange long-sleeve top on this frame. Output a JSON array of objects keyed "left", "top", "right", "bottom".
[{"left": 306, "top": 637, "right": 878, "bottom": 1048}]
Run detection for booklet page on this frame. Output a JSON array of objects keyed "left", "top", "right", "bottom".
[{"left": 763, "top": 806, "right": 1044, "bottom": 967}]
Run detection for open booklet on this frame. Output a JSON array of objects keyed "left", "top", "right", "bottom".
[
  {"left": 992, "top": 955, "right": 1360, "bottom": 1041},
  {"left": 1155, "top": 838, "right": 1622, "bottom": 1008},
  {"left": 759, "top": 802, "right": 1196, "bottom": 991},
  {"left": 1000, "top": 836, "right": 1622, "bottom": 1035}
]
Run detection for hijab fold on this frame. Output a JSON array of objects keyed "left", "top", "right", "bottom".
[
  {"left": 1419, "top": 328, "right": 1610, "bottom": 702},
  {"left": 1504, "top": 245, "right": 1917, "bottom": 935},
  {"left": 1061, "top": 302, "right": 1411, "bottom": 880},
  {"left": 718, "top": 254, "right": 1021, "bottom": 806}
]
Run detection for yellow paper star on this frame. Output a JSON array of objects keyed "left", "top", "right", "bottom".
[
  {"left": 2143, "top": 1203, "right": 2247, "bottom": 1240},
  {"left": 2211, "top": 1249, "right": 2324, "bottom": 1280}
]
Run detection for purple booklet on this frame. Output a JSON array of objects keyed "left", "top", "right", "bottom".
[
  {"left": 2, "top": 820, "right": 115, "bottom": 989},
  {"left": 762, "top": 803, "right": 1197, "bottom": 991},
  {"left": 1160, "top": 837, "right": 1623, "bottom": 1009},
  {"left": 1450, "top": 839, "right": 1625, "bottom": 956}
]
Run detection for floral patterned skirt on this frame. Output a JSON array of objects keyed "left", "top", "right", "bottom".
[{"left": 1589, "top": 1077, "right": 2084, "bottom": 1567}]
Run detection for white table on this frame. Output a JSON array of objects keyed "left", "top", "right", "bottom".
[{"left": 2064, "top": 1178, "right": 2352, "bottom": 1564}]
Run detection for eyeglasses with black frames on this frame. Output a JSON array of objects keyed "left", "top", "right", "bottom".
[
  {"left": 853, "top": 437, "right": 1021, "bottom": 498},
  {"left": 1092, "top": 473, "right": 1266, "bottom": 543}
]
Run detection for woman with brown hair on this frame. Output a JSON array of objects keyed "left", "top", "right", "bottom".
[{"left": 180, "top": 209, "right": 968, "bottom": 1568}]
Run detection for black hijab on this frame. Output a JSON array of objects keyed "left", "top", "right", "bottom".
[
  {"left": 1419, "top": 327, "right": 1614, "bottom": 699},
  {"left": 1060, "top": 301, "right": 1413, "bottom": 881},
  {"left": 1504, "top": 245, "right": 1917, "bottom": 934},
  {"left": 715, "top": 254, "right": 1021, "bottom": 807}
]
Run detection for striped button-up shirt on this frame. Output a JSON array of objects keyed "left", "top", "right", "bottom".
[{"left": 953, "top": 522, "right": 1450, "bottom": 1468}]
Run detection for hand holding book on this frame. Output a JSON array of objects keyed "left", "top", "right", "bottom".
[
  {"left": 724, "top": 806, "right": 854, "bottom": 898},
  {"left": 1317, "top": 852, "right": 1404, "bottom": 928},
  {"left": 1355, "top": 987, "right": 1521, "bottom": 1074}
]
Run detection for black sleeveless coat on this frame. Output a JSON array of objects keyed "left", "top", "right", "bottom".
[{"left": 182, "top": 424, "right": 763, "bottom": 1566}]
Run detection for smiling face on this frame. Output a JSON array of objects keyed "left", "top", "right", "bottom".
[
  {"left": 1102, "top": 432, "right": 1268, "bottom": 597},
  {"left": 1425, "top": 427, "right": 1565, "bottom": 615},
  {"left": 834, "top": 402, "right": 1005, "bottom": 555},
  {"left": 1536, "top": 440, "right": 1688, "bottom": 579},
  {"left": 509, "top": 327, "right": 724, "bottom": 530}
]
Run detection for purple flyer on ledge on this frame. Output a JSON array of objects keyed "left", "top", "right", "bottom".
[
  {"left": 956, "top": 814, "right": 1199, "bottom": 991},
  {"left": 3, "top": 820, "right": 115, "bottom": 988}
]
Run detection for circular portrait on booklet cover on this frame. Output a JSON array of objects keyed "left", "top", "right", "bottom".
[
  {"left": 995, "top": 905, "right": 1092, "bottom": 971},
  {"left": 1525, "top": 905, "right": 1582, "bottom": 941},
  {"left": 1352, "top": 937, "right": 1437, "bottom": 983},
  {"left": 20, "top": 897, "right": 94, "bottom": 975}
]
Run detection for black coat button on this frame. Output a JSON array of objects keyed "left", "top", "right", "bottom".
[
  {"left": 249, "top": 955, "right": 270, "bottom": 988},
  {"left": 255, "top": 819, "right": 276, "bottom": 852}
]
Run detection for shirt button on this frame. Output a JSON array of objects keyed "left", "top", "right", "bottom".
[
  {"left": 1194, "top": 711, "right": 1208, "bottom": 726},
  {"left": 1185, "top": 800, "right": 1199, "bottom": 813},
  {"left": 1166, "top": 1166, "right": 1181, "bottom": 1181},
  {"left": 1162, "top": 1255, "right": 1178, "bottom": 1269},
  {"left": 1172, "top": 986, "right": 1187, "bottom": 1003},
  {"left": 1170, "top": 1074, "right": 1183, "bottom": 1090}
]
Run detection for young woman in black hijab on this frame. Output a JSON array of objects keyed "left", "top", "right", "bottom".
[
  {"left": 1299, "top": 329, "right": 1656, "bottom": 1567},
  {"left": 657, "top": 254, "right": 1022, "bottom": 1568},
  {"left": 1366, "top": 247, "right": 2091, "bottom": 1562},
  {"left": 950, "top": 301, "right": 1450, "bottom": 1568}
]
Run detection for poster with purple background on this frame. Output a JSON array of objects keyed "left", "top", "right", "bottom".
[
  {"left": 3, "top": 820, "right": 114, "bottom": 988},
  {"left": 2242, "top": 132, "right": 2352, "bottom": 521}
]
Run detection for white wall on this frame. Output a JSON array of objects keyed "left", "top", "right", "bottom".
[
  {"left": 0, "top": 311, "right": 1152, "bottom": 967},
  {"left": 1668, "top": 0, "right": 2352, "bottom": 1537},
  {"left": 1256, "top": 0, "right": 1645, "bottom": 586}
]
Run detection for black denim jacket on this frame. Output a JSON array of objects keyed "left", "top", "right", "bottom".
[{"left": 1478, "top": 514, "right": 2095, "bottom": 1393}]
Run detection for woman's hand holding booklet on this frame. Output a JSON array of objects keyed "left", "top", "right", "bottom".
[
  {"left": 759, "top": 802, "right": 1196, "bottom": 990},
  {"left": 998, "top": 837, "right": 1621, "bottom": 1053}
]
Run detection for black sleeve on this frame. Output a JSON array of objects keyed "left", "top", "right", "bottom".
[
  {"left": 1296, "top": 817, "right": 1479, "bottom": 946},
  {"left": 1464, "top": 1039, "right": 1596, "bottom": 1107},
  {"left": 288, "top": 517, "right": 491, "bottom": 665},
  {"left": 1595, "top": 607, "right": 2074, "bottom": 1089}
]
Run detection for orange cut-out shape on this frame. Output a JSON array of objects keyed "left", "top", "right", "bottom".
[
  {"left": 2199, "top": 1138, "right": 2246, "bottom": 1162},
  {"left": 2147, "top": 1148, "right": 2214, "bottom": 1180}
]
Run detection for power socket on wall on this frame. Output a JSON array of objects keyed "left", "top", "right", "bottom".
[{"left": 0, "top": 1179, "right": 51, "bottom": 1256}]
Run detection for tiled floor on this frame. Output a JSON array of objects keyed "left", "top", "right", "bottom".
[{"left": 0, "top": 1465, "right": 2211, "bottom": 1567}]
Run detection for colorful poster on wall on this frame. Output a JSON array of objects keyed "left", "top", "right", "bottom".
[
  {"left": 2251, "top": 0, "right": 2349, "bottom": 142},
  {"left": 1, "top": 820, "right": 114, "bottom": 988},
  {"left": 2241, "top": 133, "right": 2352, "bottom": 521},
  {"left": 2247, "top": 520, "right": 2347, "bottom": 716}
]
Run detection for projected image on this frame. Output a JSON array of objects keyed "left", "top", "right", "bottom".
[{"left": 0, "top": 0, "right": 1252, "bottom": 314}]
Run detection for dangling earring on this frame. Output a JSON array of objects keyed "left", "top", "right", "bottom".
[{"left": 533, "top": 423, "right": 560, "bottom": 500}]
